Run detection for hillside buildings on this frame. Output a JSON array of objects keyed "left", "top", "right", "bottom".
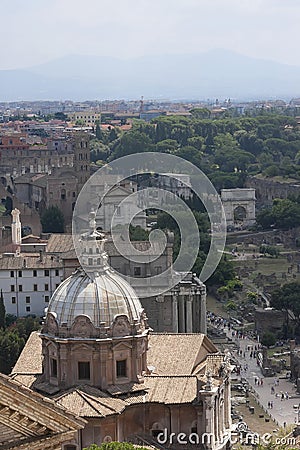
[{"left": 0, "top": 133, "right": 91, "bottom": 228}]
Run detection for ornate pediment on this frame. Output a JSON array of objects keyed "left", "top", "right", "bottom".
[
  {"left": 111, "top": 314, "right": 131, "bottom": 337},
  {"left": 70, "top": 315, "right": 95, "bottom": 338},
  {"left": 44, "top": 312, "right": 59, "bottom": 336}
]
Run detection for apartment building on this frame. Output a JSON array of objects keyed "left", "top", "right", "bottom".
[{"left": 0, "top": 254, "right": 63, "bottom": 317}]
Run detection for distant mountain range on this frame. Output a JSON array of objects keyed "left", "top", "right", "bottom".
[{"left": 1, "top": 49, "right": 300, "bottom": 101}]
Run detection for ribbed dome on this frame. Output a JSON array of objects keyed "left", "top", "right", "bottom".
[
  {"left": 46, "top": 268, "right": 143, "bottom": 329},
  {"left": 43, "top": 215, "right": 149, "bottom": 339}
]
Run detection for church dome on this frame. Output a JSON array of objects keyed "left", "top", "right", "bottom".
[
  {"left": 46, "top": 268, "right": 144, "bottom": 330},
  {"left": 43, "top": 215, "right": 149, "bottom": 339}
]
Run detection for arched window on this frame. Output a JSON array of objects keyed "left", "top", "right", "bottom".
[{"left": 61, "top": 188, "right": 66, "bottom": 200}]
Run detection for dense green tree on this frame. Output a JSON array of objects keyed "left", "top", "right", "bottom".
[
  {"left": 256, "top": 208, "right": 274, "bottom": 229},
  {"left": 174, "top": 145, "right": 202, "bottom": 167},
  {"left": 95, "top": 120, "right": 102, "bottom": 139},
  {"left": 156, "top": 139, "right": 178, "bottom": 153},
  {"left": 75, "top": 119, "right": 85, "bottom": 126},
  {"left": 0, "top": 330, "right": 24, "bottom": 374},
  {"left": 259, "top": 244, "right": 279, "bottom": 258},
  {"left": 263, "top": 165, "right": 279, "bottom": 177},
  {"left": 190, "top": 107, "right": 211, "bottom": 119},
  {"left": 110, "top": 131, "right": 153, "bottom": 160},
  {"left": 261, "top": 331, "right": 276, "bottom": 348},
  {"left": 90, "top": 139, "right": 109, "bottom": 163},
  {"left": 256, "top": 198, "right": 300, "bottom": 230},
  {"left": 40, "top": 206, "right": 64, "bottom": 233},
  {"left": 108, "top": 127, "right": 119, "bottom": 143},
  {"left": 5, "top": 314, "right": 17, "bottom": 328},
  {"left": 271, "top": 282, "right": 300, "bottom": 335},
  {"left": 0, "top": 316, "right": 40, "bottom": 374},
  {"left": 272, "top": 199, "right": 300, "bottom": 229},
  {"left": 206, "top": 257, "right": 236, "bottom": 287},
  {"left": 54, "top": 112, "right": 68, "bottom": 121},
  {"left": 129, "top": 225, "right": 149, "bottom": 241}
]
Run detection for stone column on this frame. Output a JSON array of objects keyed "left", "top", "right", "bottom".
[
  {"left": 172, "top": 297, "right": 179, "bottom": 333},
  {"left": 219, "top": 397, "right": 225, "bottom": 439},
  {"left": 200, "top": 286, "right": 207, "bottom": 334},
  {"left": 186, "top": 297, "right": 193, "bottom": 333},
  {"left": 202, "top": 396, "right": 214, "bottom": 449},
  {"left": 178, "top": 295, "right": 185, "bottom": 333},
  {"left": 214, "top": 396, "right": 219, "bottom": 443},
  {"left": 224, "top": 378, "right": 231, "bottom": 429}
]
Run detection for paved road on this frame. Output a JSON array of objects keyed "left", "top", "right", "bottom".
[{"left": 219, "top": 323, "right": 300, "bottom": 427}]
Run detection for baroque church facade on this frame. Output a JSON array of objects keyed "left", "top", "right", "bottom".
[{"left": 7, "top": 223, "right": 232, "bottom": 449}]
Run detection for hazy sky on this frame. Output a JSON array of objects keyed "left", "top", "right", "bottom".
[{"left": 1, "top": 0, "right": 299, "bottom": 70}]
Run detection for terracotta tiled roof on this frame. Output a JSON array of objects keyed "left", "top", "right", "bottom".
[
  {"left": 46, "top": 234, "right": 166, "bottom": 259},
  {"left": 11, "top": 332, "right": 214, "bottom": 418},
  {"left": 147, "top": 333, "right": 212, "bottom": 375},
  {"left": 144, "top": 375, "right": 197, "bottom": 404},
  {"left": 11, "top": 332, "right": 43, "bottom": 375},
  {"left": 46, "top": 234, "right": 74, "bottom": 253},
  {"left": 0, "top": 255, "right": 63, "bottom": 270},
  {"left": 10, "top": 374, "right": 39, "bottom": 388},
  {"left": 107, "top": 382, "right": 148, "bottom": 396},
  {"left": 0, "top": 372, "right": 86, "bottom": 429},
  {"left": 123, "top": 393, "right": 147, "bottom": 405},
  {"left": 55, "top": 386, "right": 126, "bottom": 417},
  {"left": 55, "top": 377, "right": 197, "bottom": 417}
]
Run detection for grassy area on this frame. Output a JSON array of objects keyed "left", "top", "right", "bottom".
[
  {"left": 233, "top": 256, "right": 300, "bottom": 282},
  {"left": 207, "top": 294, "right": 229, "bottom": 318},
  {"left": 267, "top": 346, "right": 290, "bottom": 358}
]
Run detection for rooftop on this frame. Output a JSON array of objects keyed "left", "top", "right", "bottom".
[{"left": 0, "top": 254, "right": 63, "bottom": 270}]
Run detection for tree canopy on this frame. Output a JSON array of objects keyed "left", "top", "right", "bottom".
[
  {"left": 40, "top": 206, "right": 64, "bottom": 233},
  {"left": 257, "top": 198, "right": 300, "bottom": 230},
  {"left": 271, "top": 282, "right": 300, "bottom": 335},
  {"left": 0, "top": 315, "right": 40, "bottom": 374}
]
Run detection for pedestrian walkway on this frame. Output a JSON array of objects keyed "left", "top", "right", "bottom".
[
  {"left": 207, "top": 318, "right": 300, "bottom": 426},
  {"left": 224, "top": 325, "right": 300, "bottom": 427}
]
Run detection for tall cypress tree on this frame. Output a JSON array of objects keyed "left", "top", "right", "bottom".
[{"left": 0, "top": 290, "right": 6, "bottom": 329}]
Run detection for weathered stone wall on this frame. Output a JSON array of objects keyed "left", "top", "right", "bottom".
[
  {"left": 246, "top": 175, "right": 300, "bottom": 207},
  {"left": 254, "top": 309, "right": 285, "bottom": 335}
]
